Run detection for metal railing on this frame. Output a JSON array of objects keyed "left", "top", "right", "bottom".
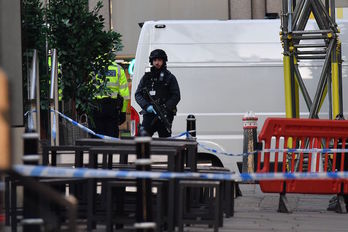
[
  {"left": 50, "top": 49, "right": 60, "bottom": 145},
  {"left": 28, "top": 49, "right": 41, "bottom": 134}
]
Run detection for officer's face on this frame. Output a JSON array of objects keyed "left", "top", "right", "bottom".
[{"left": 153, "top": 58, "right": 164, "bottom": 69}]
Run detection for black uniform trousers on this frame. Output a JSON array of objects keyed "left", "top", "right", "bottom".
[
  {"left": 92, "top": 98, "right": 120, "bottom": 138},
  {"left": 142, "top": 113, "right": 174, "bottom": 138}
]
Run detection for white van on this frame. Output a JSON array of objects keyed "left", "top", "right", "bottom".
[{"left": 130, "top": 20, "right": 348, "bottom": 173}]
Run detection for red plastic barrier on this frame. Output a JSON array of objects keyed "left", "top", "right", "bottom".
[{"left": 257, "top": 118, "right": 348, "bottom": 194}]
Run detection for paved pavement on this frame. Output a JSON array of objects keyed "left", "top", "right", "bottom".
[
  {"left": 4, "top": 184, "right": 348, "bottom": 231},
  {"left": 184, "top": 184, "right": 348, "bottom": 232}
]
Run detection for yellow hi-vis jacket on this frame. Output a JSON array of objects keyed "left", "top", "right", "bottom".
[{"left": 95, "top": 62, "right": 130, "bottom": 113}]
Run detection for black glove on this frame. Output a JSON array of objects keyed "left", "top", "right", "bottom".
[{"left": 119, "top": 112, "right": 126, "bottom": 125}]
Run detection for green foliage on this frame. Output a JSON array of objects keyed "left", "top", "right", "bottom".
[
  {"left": 47, "top": 0, "right": 123, "bottom": 118},
  {"left": 22, "top": 0, "right": 50, "bottom": 111},
  {"left": 21, "top": 0, "right": 122, "bottom": 120},
  {"left": 22, "top": 0, "right": 46, "bottom": 50}
]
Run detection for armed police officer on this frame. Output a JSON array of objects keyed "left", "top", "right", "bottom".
[{"left": 135, "top": 49, "right": 180, "bottom": 137}]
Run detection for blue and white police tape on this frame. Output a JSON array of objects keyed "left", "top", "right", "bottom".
[
  {"left": 50, "top": 109, "right": 120, "bottom": 141},
  {"left": 27, "top": 110, "right": 348, "bottom": 156},
  {"left": 24, "top": 110, "right": 36, "bottom": 117},
  {"left": 52, "top": 108, "right": 57, "bottom": 140},
  {"left": 263, "top": 148, "right": 348, "bottom": 154},
  {"left": 52, "top": 109, "right": 191, "bottom": 140},
  {"left": 13, "top": 164, "right": 348, "bottom": 181},
  {"left": 171, "top": 131, "right": 190, "bottom": 138},
  {"left": 198, "top": 143, "right": 348, "bottom": 157},
  {"left": 24, "top": 110, "right": 37, "bottom": 131}
]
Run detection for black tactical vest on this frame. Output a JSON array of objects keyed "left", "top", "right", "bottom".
[{"left": 143, "top": 69, "right": 173, "bottom": 105}]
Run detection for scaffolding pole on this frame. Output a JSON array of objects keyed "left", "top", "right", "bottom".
[{"left": 281, "top": 0, "right": 343, "bottom": 119}]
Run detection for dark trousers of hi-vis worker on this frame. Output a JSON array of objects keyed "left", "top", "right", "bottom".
[
  {"left": 142, "top": 113, "right": 173, "bottom": 138},
  {"left": 92, "top": 98, "right": 120, "bottom": 138}
]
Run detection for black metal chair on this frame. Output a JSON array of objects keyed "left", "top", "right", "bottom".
[
  {"left": 197, "top": 166, "right": 235, "bottom": 217},
  {"left": 178, "top": 180, "right": 222, "bottom": 232},
  {"left": 105, "top": 179, "right": 167, "bottom": 232}
]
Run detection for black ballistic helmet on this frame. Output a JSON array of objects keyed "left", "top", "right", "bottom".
[{"left": 149, "top": 49, "right": 168, "bottom": 64}]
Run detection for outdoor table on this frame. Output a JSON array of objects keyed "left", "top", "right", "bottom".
[{"left": 85, "top": 145, "right": 181, "bottom": 231}]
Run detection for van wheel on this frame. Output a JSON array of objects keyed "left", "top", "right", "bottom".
[{"left": 196, "top": 153, "right": 223, "bottom": 167}]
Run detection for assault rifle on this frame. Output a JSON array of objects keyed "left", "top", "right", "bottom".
[{"left": 141, "top": 88, "right": 172, "bottom": 134}]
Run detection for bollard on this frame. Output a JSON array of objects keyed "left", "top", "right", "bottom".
[
  {"left": 22, "top": 131, "right": 41, "bottom": 232},
  {"left": 186, "top": 114, "right": 196, "bottom": 138},
  {"left": 242, "top": 112, "right": 258, "bottom": 173},
  {"left": 134, "top": 136, "right": 155, "bottom": 232}
]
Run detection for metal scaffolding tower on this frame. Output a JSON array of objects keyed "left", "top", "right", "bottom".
[{"left": 281, "top": 0, "right": 343, "bottom": 119}]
